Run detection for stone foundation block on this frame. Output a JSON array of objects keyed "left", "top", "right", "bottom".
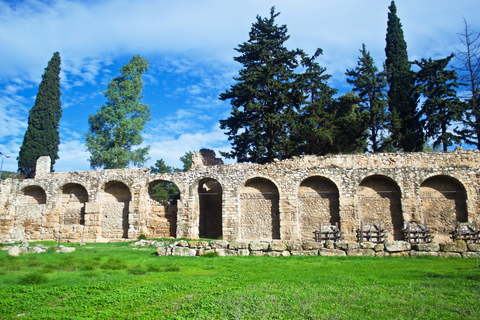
[
  {"left": 269, "top": 242, "right": 287, "bottom": 251},
  {"left": 360, "top": 242, "right": 376, "bottom": 249},
  {"left": 249, "top": 251, "right": 265, "bottom": 256},
  {"left": 409, "top": 251, "right": 438, "bottom": 257},
  {"left": 389, "top": 251, "right": 410, "bottom": 257},
  {"left": 237, "top": 249, "right": 250, "bottom": 256},
  {"left": 266, "top": 251, "right": 282, "bottom": 257},
  {"left": 438, "top": 252, "right": 462, "bottom": 258},
  {"left": 468, "top": 243, "right": 480, "bottom": 252},
  {"left": 290, "top": 250, "right": 318, "bottom": 256},
  {"left": 440, "top": 241, "right": 467, "bottom": 253},
  {"left": 375, "top": 251, "right": 390, "bottom": 257},
  {"left": 462, "top": 252, "right": 479, "bottom": 258},
  {"left": 286, "top": 243, "right": 303, "bottom": 251},
  {"left": 188, "top": 241, "right": 209, "bottom": 249},
  {"left": 347, "top": 249, "right": 375, "bottom": 256},
  {"left": 374, "top": 244, "right": 384, "bottom": 252},
  {"left": 210, "top": 240, "right": 229, "bottom": 249},
  {"left": 325, "top": 240, "right": 335, "bottom": 249},
  {"left": 302, "top": 241, "right": 322, "bottom": 250},
  {"left": 156, "top": 247, "right": 170, "bottom": 256},
  {"left": 172, "top": 247, "right": 196, "bottom": 256},
  {"left": 335, "top": 241, "right": 349, "bottom": 251},
  {"left": 385, "top": 241, "right": 411, "bottom": 252},
  {"left": 176, "top": 240, "right": 189, "bottom": 247},
  {"left": 249, "top": 241, "right": 269, "bottom": 251},
  {"left": 281, "top": 251, "right": 291, "bottom": 257},
  {"left": 215, "top": 249, "right": 237, "bottom": 256},
  {"left": 319, "top": 249, "right": 346, "bottom": 256},
  {"left": 411, "top": 243, "right": 440, "bottom": 252},
  {"left": 229, "top": 240, "right": 249, "bottom": 250}
]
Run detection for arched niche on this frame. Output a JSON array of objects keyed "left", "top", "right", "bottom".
[
  {"left": 357, "top": 175, "right": 403, "bottom": 240},
  {"left": 60, "top": 183, "right": 88, "bottom": 225},
  {"left": 147, "top": 180, "right": 179, "bottom": 238},
  {"left": 21, "top": 186, "right": 47, "bottom": 205},
  {"left": 240, "top": 177, "right": 280, "bottom": 240},
  {"left": 420, "top": 175, "right": 467, "bottom": 240},
  {"left": 298, "top": 176, "right": 339, "bottom": 240},
  {"left": 198, "top": 178, "right": 222, "bottom": 239},
  {"left": 102, "top": 181, "right": 131, "bottom": 239}
]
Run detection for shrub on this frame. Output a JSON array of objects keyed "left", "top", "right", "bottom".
[
  {"left": 19, "top": 272, "right": 48, "bottom": 285},
  {"left": 138, "top": 234, "right": 148, "bottom": 240}
]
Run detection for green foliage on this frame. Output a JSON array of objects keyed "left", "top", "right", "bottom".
[
  {"left": 346, "top": 44, "right": 388, "bottom": 152},
  {"left": 137, "top": 234, "right": 147, "bottom": 240},
  {"left": 0, "top": 171, "right": 24, "bottom": 180},
  {"left": 415, "top": 54, "right": 463, "bottom": 151},
  {"left": 180, "top": 151, "right": 193, "bottom": 171},
  {"left": 151, "top": 182, "right": 179, "bottom": 205},
  {"left": 219, "top": 7, "right": 306, "bottom": 164},
  {"left": 17, "top": 52, "right": 62, "bottom": 177},
  {"left": 18, "top": 271, "right": 49, "bottom": 285},
  {"left": 85, "top": 55, "right": 151, "bottom": 169},
  {"left": 150, "top": 159, "right": 177, "bottom": 174},
  {"left": 385, "top": 1, "right": 424, "bottom": 152}
]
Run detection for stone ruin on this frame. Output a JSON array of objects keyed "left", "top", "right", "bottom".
[{"left": 1, "top": 147, "right": 480, "bottom": 246}]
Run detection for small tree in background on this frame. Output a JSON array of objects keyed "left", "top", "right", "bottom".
[
  {"left": 85, "top": 55, "right": 151, "bottom": 169},
  {"left": 18, "top": 52, "right": 62, "bottom": 178},
  {"left": 346, "top": 44, "right": 388, "bottom": 153}
]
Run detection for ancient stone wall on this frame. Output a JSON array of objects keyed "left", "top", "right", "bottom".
[{"left": 1, "top": 147, "right": 480, "bottom": 244}]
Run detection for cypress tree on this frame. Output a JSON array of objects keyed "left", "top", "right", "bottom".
[
  {"left": 17, "top": 52, "right": 62, "bottom": 177},
  {"left": 385, "top": 1, "right": 423, "bottom": 152}
]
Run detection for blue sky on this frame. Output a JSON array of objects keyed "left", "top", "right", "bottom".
[{"left": 1, "top": 0, "right": 479, "bottom": 173}]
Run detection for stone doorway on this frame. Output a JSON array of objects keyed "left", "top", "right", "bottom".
[
  {"left": 102, "top": 181, "right": 131, "bottom": 239},
  {"left": 198, "top": 178, "right": 222, "bottom": 239}
]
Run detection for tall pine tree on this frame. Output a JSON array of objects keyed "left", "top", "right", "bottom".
[
  {"left": 85, "top": 55, "right": 151, "bottom": 169},
  {"left": 219, "top": 7, "right": 304, "bottom": 164},
  {"left": 18, "top": 52, "right": 62, "bottom": 177},
  {"left": 346, "top": 44, "right": 387, "bottom": 152},
  {"left": 385, "top": 1, "right": 423, "bottom": 152},
  {"left": 415, "top": 54, "right": 462, "bottom": 151}
]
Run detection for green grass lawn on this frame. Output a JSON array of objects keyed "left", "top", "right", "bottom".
[{"left": 0, "top": 242, "right": 479, "bottom": 319}]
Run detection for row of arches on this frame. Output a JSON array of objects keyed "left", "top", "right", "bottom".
[{"left": 16, "top": 173, "right": 468, "bottom": 241}]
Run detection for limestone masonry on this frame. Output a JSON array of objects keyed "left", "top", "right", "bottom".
[{"left": 1, "top": 148, "right": 479, "bottom": 244}]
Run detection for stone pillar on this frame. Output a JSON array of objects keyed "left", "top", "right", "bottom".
[{"left": 35, "top": 156, "right": 51, "bottom": 179}]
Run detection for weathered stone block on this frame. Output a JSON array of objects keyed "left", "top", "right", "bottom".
[
  {"left": 210, "top": 240, "right": 229, "bottom": 249},
  {"left": 347, "top": 249, "right": 375, "bottom": 256},
  {"left": 266, "top": 251, "right": 282, "bottom": 257},
  {"left": 411, "top": 243, "right": 440, "bottom": 252},
  {"left": 467, "top": 243, "right": 480, "bottom": 252},
  {"left": 215, "top": 249, "right": 237, "bottom": 256},
  {"left": 347, "top": 243, "right": 360, "bottom": 250},
  {"left": 56, "top": 246, "right": 75, "bottom": 253},
  {"left": 335, "top": 241, "right": 349, "bottom": 251},
  {"left": 302, "top": 241, "right": 322, "bottom": 250},
  {"left": 440, "top": 241, "right": 467, "bottom": 253},
  {"left": 269, "top": 242, "right": 287, "bottom": 252},
  {"left": 462, "top": 252, "right": 479, "bottom": 258},
  {"left": 156, "top": 247, "right": 170, "bottom": 256},
  {"left": 188, "top": 240, "right": 209, "bottom": 249},
  {"left": 8, "top": 246, "right": 23, "bottom": 256},
  {"left": 237, "top": 249, "right": 250, "bottom": 256},
  {"left": 249, "top": 251, "right": 265, "bottom": 256},
  {"left": 385, "top": 241, "right": 411, "bottom": 252},
  {"left": 389, "top": 251, "right": 409, "bottom": 257},
  {"left": 360, "top": 242, "right": 376, "bottom": 249},
  {"left": 176, "top": 240, "right": 189, "bottom": 247},
  {"left": 229, "top": 240, "right": 249, "bottom": 250},
  {"left": 375, "top": 251, "right": 390, "bottom": 257},
  {"left": 374, "top": 244, "right": 384, "bottom": 252},
  {"left": 290, "top": 250, "right": 318, "bottom": 256},
  {"left": 438, "top": 252, "right": 462, "bottom": 258},
  {"left": 286, "top": 243, "right": 303, "bottom": 251},
  {"left": 319, "top": 249, "right": 346, "bottom": 256},
  {"left": 281, "top": 250, "right": 291, "bottom": 257},
  {"left": 325, "top": 240, "right": 335, "bottom": 249},
  {"left": 409, "top": 251, "right": 438, "bottom": 257},
  {"left": 249, "top": 241, "right": 269, "bottom": 251},
  {"left": 172, "top": 247, "right": 196, "bottom": 256}
]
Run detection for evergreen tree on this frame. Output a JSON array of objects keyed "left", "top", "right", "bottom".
[
  {"left": 219, "top": 7, "right": 304, "bottom": 164},
  {"left": 180, "top": 151, "right": 194, "bottom": 171},
  {"left": 455, "top": 19, "right": 480, "bottom": 147},
  {"left": 384, "top": 1, "right": 423, "bottom": 152},
  {"left": 290, "top": 49, "right": 338, "bottom": 156},
  {"left": 85, "top": 55, "right": 151, "bottom": 169},
  {"left": 415, "top": 54, "right": 463, "bottom": 151},
  {"left": 346, "top": 44, "right": 387, "bottom": 152},
  {"left": 18, "top": 52, "right": 62, "bottom": 178}
]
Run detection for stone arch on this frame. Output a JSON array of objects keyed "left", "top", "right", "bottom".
[
  {"left": 21, "top": 185, "right": 47, "bottom": 204},
  {"left": 298, "top": 176, "right": 340, "bottom": 240},
  {"left": 420, "top": 175, "right": 467, "bottom": 241},
  {"left": 357, "top": 175, "right": 403, "bottom": 240},
  {"left": 101, "top": 181, "right": 131, "bottom": 239},
  {"left": 240, "top": 177, "right": 280, "bottom": 240},
  {"left": 60, "top": 183, "right": 88, "bottom": 225},
  {"left": 198, "top": 178, "right": 223, "bottom": 239},
  {"left": 147, "top": 179, "right": 178, "bottom": 238}
]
